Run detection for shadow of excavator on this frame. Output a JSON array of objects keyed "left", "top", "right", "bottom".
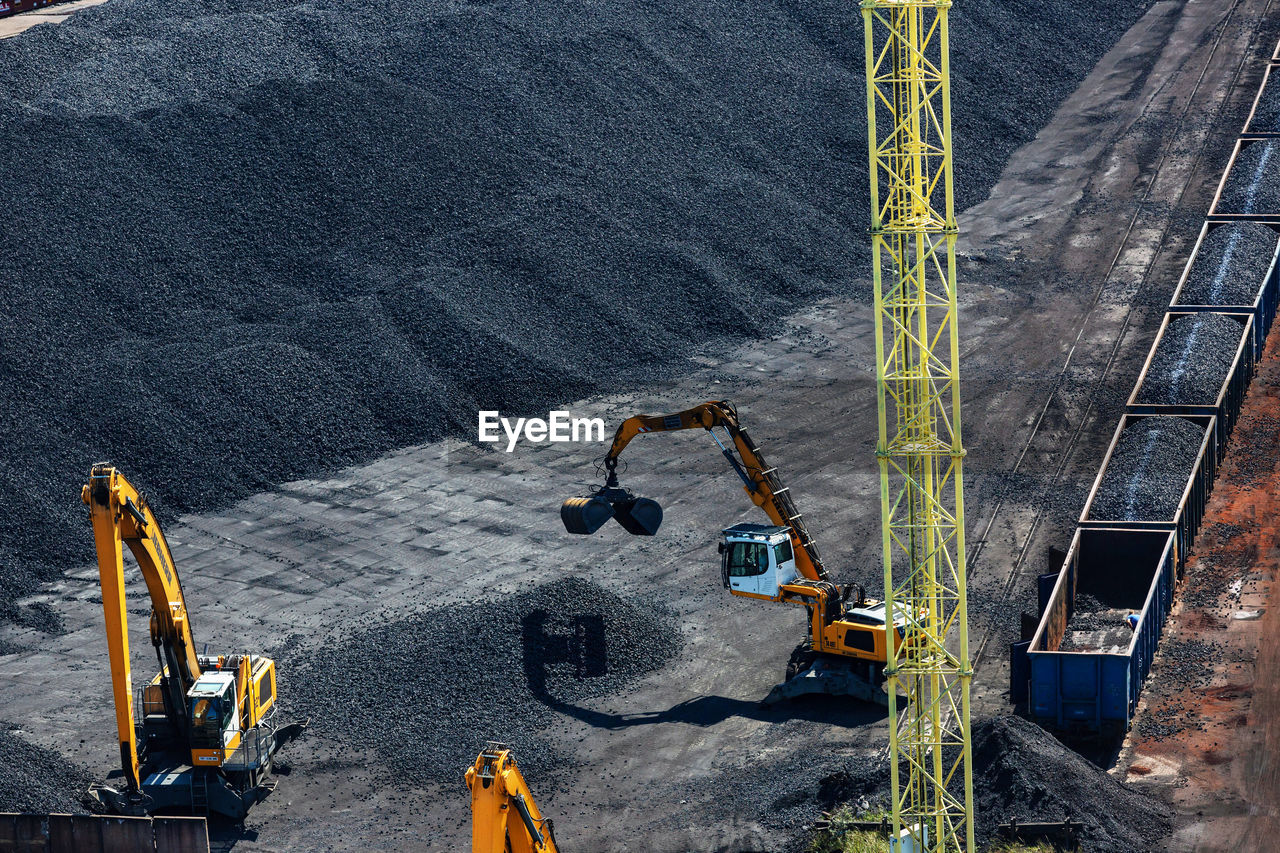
[{"left": 520, "top": 610, "right": 886, "bottom": 731}]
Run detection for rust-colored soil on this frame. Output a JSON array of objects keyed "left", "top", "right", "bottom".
[{"left": 1122, "top": 328, "right": 1280, "bottom": 852}]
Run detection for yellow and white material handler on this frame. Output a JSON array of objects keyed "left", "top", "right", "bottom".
[
  {"left": 83, "top": 463, "right": 304, "bottom": 819},
  {"left": 562, "top": 400, "right": 909, "bottom": 704}
]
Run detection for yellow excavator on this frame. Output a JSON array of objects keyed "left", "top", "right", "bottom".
[
  {"left": 562, "top": 400, "right": 905, "bottom": 704},
  {"left": 83, "top": 464, "right": 303, "bottom": 819},
  {"left": 467, "top": 745, "right": 560, "bottom": 853}
]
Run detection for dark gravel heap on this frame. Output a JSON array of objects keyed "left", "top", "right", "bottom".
[
  {"left": 0, "top": 0, "right": 1156, "bottom": 623},
  {"left": 809, "top": 715, "right": 1170, "bottom": 852},
  {"left": 1135, "top": 314, "right": 1243, "bottom": 405},
  {"left": 0, "top": 726, "right": 98, "bottom": 814},
  {"left": 1072, "top": 592, "right": 1107, "bottom": 613},
  {"left": 1134, "top": 638, "right": 1217, "bottom": 740},
  {"left": 969, "top": 715, "right": 1170, "bottom": 852},
  {"left": 1247, "top": 76, "right": 1280, "bottom": 133},
  {"left": 1177, "top": 222, "right": 1279, "bottom": 306},
  {"left": 1089, "top": 417, "right": 1206, "bottom": 521},
  {"left": 1218, "top": 141, "right": 1280, "bottom": 215},
  {"left": 279, "top": 577, "right": 681, "bottom": 785}
]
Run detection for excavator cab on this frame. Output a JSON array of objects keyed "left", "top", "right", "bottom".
[
  {"left": 719, "top": 524, "right": 799, "bottom": 600},
  {"left": 188, "top": 672, "right": 241, "bottom": 766}
]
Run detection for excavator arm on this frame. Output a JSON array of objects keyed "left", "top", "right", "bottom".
[
  {"left": 466, "top": 746, "right": 559, "bottom": 853},
  {"left": 83, "top": 464, "right": 202, "bottom": 794},
  {"left": 562, "top": 400, "right": 828, "bottom": 583},
  {"left": 561, "top": 403, "right": 891, "bottom": 704}
]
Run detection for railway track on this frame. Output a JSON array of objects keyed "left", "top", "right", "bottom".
[{"left": 968, "top": 0, "right": 1264, "bottom": 676}]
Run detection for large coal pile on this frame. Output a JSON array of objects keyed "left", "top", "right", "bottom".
[
  {"left": 1218, "top": 141, "right": 1280, "bottom": 215},
  {"left": 969, "top": 715, "right": 1170, "bottom": 851},
  {"left": 0, "top": 0, "right": 1156, "bottom": 620},
  {"left": 1177, "top": 222, "right": 1279, "bottom": 305},
  {"left": 1089, "top": 417, "right": 1205, "bottom": 520},
  {"left": 279, "top": 577, "right": 681, "bottom": 785},
  {"left": 1135, "top": 313, "right": 1243, "bottom": 405},
  {"left": 0, "top": 726, "right": 98, "bottom": 814}
]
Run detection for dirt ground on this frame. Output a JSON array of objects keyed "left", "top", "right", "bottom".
[
  {"left": 1, "top": 1, "right": 1277, "bottom": 850},
  {"left": 0, "top": 0, "right": 106, "bottom": 40},
  {"left": 1120, "top": 323, "right": 1280, "bottom": 853}
]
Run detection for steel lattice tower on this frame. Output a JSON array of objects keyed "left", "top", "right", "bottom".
[{"left": 861, "top": 1, "right": 975, "bottom": 850}]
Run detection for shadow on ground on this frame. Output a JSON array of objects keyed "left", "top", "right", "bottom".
[{"left": 521, "top": 608, "right": 887, "bottom": 730}]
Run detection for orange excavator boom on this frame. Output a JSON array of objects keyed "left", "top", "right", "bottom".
[
  {"left": 466, "top": 745, "right": 559, "bottom": 853},
  {"left": 561, "top": 400, "right": 828, "bottom": 584}
]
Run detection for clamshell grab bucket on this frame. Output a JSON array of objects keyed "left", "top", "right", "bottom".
[
  {"left": 561, "top": 496, "right": 615, "bottom": 534},
  {"left": 562, "top": 491, "right": 663, "bottom": 536},
  {"left": 611, "top": 497, "right": 663, "bottom": 536}
]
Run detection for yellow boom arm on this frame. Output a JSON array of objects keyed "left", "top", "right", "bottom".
[
  {"left": 466, "top": 747, "right": 559, "bottom": 853},
  {"left": 82, "top": 464, "right": 202, "bottom": 793},
  {"left": 598, "top": 400, "right": 828, "bottom": 583}
]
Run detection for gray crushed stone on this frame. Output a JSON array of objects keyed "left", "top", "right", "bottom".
[
  {"left": 1218, "top": 141, "right": 1280, "bottom": 215},
  {"left": 277, "top": 577, "right": 682, "bottom": 786},
  {"left": 0, "top": 725, "right": 99, "bottom": 814},
  {"left": 1089, "top": 417, "right": 1206, "bottom": 521},
  {"left": 1135, "top": 313, "right": 1244, "bottom": 405},
  {"left": 1247, "top": 74, "right": 1280, "bottom": 133},
  {"left": 1177, "top": 222, "right": 1279, "bottom": 306}
]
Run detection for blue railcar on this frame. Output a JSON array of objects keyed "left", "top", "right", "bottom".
[{"left": 1026, "top": 528, "right": 1177, "bottom": 736}]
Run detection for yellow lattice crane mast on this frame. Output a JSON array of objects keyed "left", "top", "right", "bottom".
[{"left": 861, "top": 1, "right": 975, "bottom": 850}]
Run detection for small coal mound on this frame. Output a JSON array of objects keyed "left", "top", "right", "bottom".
[
  {"left": 1071, "top": 593, "right": 1108, "bottom": 614},
  {"left": 970, "top": 715, "right": 1171, "bottom": 851},
  {"left": 1248, "top": 76, "right": 1280, "bottom": 134},
  {"left": 279, "top": 577, "right": 681, "bottom": 785},
  {"left": 1057, "top": 592, "right": 1134, "bottom": 653},
  {"left": 1135, "top": 313, "right": 1243, "bottom": 405},
  {"left": 1089, "top": 417, "right": 1206, "bottom": 521},
  {"left": 1177, "top": 222, "right": 1279, "bottom": 306},
  {"left": 0, "top": 726, "right": 99, "bottom": 814},
  {"left": 1218, "top": 141, "right": 1280, "bottom": 215},
  {"left": 1134, "top": 638, "right": 1218, "bottom": 740},
  {"left": 809, "top": 716, "right": 1170, "bottom": 852}
]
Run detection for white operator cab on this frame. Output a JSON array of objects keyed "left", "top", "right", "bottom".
[
  {"left": 188, "top": 670, "right": 241, "bottom": 765},
  {"left": 719, "top": 523, "right": 799, "bottom": 600}
]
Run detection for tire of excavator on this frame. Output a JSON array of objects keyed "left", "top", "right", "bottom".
[{"left": 785, "top": 642, "right": 819, "bottom": 681}]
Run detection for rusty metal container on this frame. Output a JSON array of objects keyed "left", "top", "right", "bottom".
[
  {"left": 1126, "top": 311, "right": 1255, "bottom": 454},
  {"left": 1026, "top": 528, "right": 1177, "bottom": 736},
  {"left": 1169, "top": 221, "right": 1280, "bottom": 355}
]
